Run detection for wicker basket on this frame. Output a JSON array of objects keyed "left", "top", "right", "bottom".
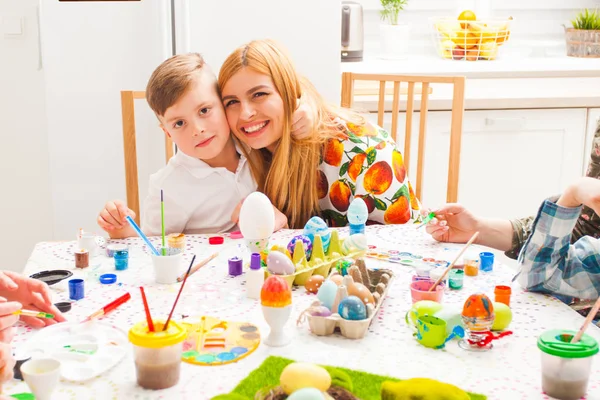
[
  {"left": 565, "top": 28, "right": 600, "bottom": 58},
  {"left": 430, "top": 16, "right": 513, "bottom": 61}
]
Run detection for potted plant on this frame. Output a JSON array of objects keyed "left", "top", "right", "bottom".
[
  {"left": 379, "top": 0, "right": 410, "bottom": 59},
  {"left": 565, "top": 8, "right": 600, "bottom": 58}
]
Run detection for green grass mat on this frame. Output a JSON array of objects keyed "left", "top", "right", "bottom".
[{"left": 216, "top": 356, "right": 486, "bottom": 400}]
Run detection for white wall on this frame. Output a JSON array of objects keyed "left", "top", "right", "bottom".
[
  {"left": 0, "top": 0, "right": 53, "bottom": 272},
  {"left": 40, "top": 0, "right": 172, "bottom": 241}
]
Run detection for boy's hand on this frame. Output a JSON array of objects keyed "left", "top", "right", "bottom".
[
  {"left": 291, "top": 99, "right": 315, "bottom": 140},
  {"left": 423, "top": 204, "right": 480, "bottom": 244},
  {"left": 98, "top": 200, "right": 135, "bottom": 232},
  {"left": 559, "top": 177, "right": 600, "bottom": 214}
]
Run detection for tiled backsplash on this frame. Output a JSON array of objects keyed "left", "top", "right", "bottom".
[{"left": 354, "top": 0, "right": 599, "bottom": 57}]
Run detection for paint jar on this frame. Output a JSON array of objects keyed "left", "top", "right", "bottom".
[
  {"left": 167, "top": 233, "right": 186, "bottom": 250},
  {"left": 410, "top": 280, "right": 444, "bottom": 304},
  {"left": 228, "top": 257, "right": 243, "bottom": 276},
  {"left": 494, "top": 285, "right": 512, "bottom": 306},
  {"left": 106, "top": 243, "right": 128, "bottom": 258},
  {"left": 150, "top": 248, "right": 183, "bottom": 284},
  {"left": 464, "top": 254, "right": 479, "bottom": 277},
  {"left": 479, "top": 252, "right": 494, "bottom": 272},
  {"left": 68, "top": 279, "right": 84, "bottom": 300},
  {"left": 128, "top": 320, "right": 186, "bottom": 390},
  {"left": 74, "top": 249, "right": 89, "bottom": 269},
  {"left": 449, "top": 269, "right": 464, "bottom": 290},
  {"left": 114, "top": 250, "right": 129, "bottom": 271},
  {"left": 538, "top": 329, "right": 598, "bottom": 400}
]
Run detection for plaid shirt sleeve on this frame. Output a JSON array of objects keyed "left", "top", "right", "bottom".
[{"left": 515, "top": 199, "right": 600, "bottom": 300}]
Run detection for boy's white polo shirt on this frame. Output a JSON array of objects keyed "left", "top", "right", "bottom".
[{"left": 141, "top": 147, "right": 256, "bottom": 236}]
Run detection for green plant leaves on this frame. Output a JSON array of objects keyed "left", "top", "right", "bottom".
[
  {"left": 380, "top": 0, "right": 409, "bottom": 25},
  {"left": 572, "top": 8, "right": 600, "bottom": 30}
]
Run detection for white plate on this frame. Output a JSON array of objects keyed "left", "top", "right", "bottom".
[{"left": 22, "top": 321, "right": 130, "bottom": 382}]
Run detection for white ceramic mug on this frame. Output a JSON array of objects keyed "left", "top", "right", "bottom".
[
  {"left": 150, "top": 248, "right": 183, "bottom": 284},
  {"left": 21, "top": 358, "right": 61, "bottom": 400}
]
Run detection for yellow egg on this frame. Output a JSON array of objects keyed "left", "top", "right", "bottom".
[
  {"left": 280, "top": 362, "right": 332, "bottom": 395},
  {"left": 347, "top": 282, "right": 375, "bottom": 306}
]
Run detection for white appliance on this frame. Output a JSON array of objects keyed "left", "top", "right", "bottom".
[{"left": 0, "top": 0, "right": 341, "bottom": 270}]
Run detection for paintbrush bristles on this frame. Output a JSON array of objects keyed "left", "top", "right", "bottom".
[{"left": 163, "top": 255, "right": 196, "bottom": 331}]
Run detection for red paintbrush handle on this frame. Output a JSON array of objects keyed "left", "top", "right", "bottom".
[{"left": 103, "top": 293, "right": 131, "bottom": 314}]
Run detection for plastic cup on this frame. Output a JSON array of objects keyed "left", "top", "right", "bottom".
[
  {"left": 21, "top": 358, "right": 61, "bottom": 400},
  {"left": 68, "top": 278, "right": 84, "bottom": 300},
  {"left": 449, "top": 269, "right": 464, "bottom": 290},
  {"left": 150, "top": 247, "right": 183, "bottom": 284},
  {"left": 538, "top": 329, "right": 599, "bottom": 400},
  {"left": 410, "top": 280, "right": 444, "bottom": 304},
  {"left": 128, "top": 320, "right": 186, "bottom": 390},
  {"left": 494, "top": 285, "right": 512, "bottom": 306},
  {"left": 114, "top": 250, "right": 129, "bottom": 271}
]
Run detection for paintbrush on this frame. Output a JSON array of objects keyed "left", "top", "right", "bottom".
[
  {"left": 416, "top": 211, "right": 436, "bottom": 229},
  {"left": 572, "top": 296, "right": 600, "bottom": 343},
  {"left": 160, "top": 189, "right": 166, "bottom": 256},
  {"left": 177, "top": 252, "right": 218, "bottom": 282},
  {"left": 164, "top": 255, "right": 196, "bottom": 331},
  {"left": 428, "top": 231, "right": 479, "bottom": 292}
]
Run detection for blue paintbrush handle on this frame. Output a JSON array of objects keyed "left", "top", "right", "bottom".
[{"left": 126, "top": 216, "right": 160, "bottom": 256}]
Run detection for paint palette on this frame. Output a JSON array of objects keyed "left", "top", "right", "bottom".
[
  {"left": 22, "top": 321, "right": 128, "bottom": 382},
  {"left": 180, "top": 316, "right": 260, "bottom": 366},
  {"left": 365, "top": 249, "right": 449, "bottom": 268}
]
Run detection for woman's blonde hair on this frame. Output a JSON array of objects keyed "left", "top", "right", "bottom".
[{"left": 218, "top": 39, "right": 364, "bottom": 228}]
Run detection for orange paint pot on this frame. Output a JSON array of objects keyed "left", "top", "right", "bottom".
[{"left": 494, "top": 285, "right": 512, "bottom": 306}]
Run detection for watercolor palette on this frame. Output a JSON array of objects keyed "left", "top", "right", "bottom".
[
  {"left": 365, "top": 249, "right": 449, "bottom": 268},
  {"left": 23, "top": 321, "right": 128, "bottom": 382},
  {"left": 180, "top": 316, "right": 260, "bottom": 366}
]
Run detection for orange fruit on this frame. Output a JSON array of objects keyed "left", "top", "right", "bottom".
[
  {"left": 329, "top": 180, "right": 352, "bottom": 212},
  {"left": 408, "top": 182, "right": 420, "bottom": 210},
  {"left": 452, "top": 30, "right": 479, "bottom": 49},
  {"left": 317, "top": 170, "right": 328, "bottom": 200},
  {"left": 323, "top": 138, "right": 344, "bottom": 166},
  {"left": 458, "top": 10, "right": 477, "bottom": 29},
  {"left": 346, "top": 122, "right": 377, "bottom": 137},
  {"left": 348, "top": 153, "right": 367, "bottom": 182},
  {"left": 363, "top": 161, "right": 393, "bottom": 195},
  {"left": 384, "top": 195, "right": 411, "bottom": 224},
  {"left": 391, "top": 150, "right": 407, "bottom": 183}
]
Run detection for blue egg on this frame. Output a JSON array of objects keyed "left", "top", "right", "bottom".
[
  {"left": 303, "top": 216, "right": 331, "bottom": 252},
  {"left": 348, "top": 198, "right": 369, "bottom": 225},
  {"left": 316, "top": 280, "right": 338, "bottom": 310},
  {"left": 287, "top": 235, "right": 313, "bottom": 260},
  {"left": 338, "top": 295, "right": 367, "bottom": 320},
  {"left": 288, "top": 388, "right": 325, "bottom": 400}
]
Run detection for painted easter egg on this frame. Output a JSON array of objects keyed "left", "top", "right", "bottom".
[
  {"left": 491, "top": 302, "right": 512, "bottom": 331},
  {"left": 303, "top": 216, "right": 331, "bottom": 252},
  {"left": 238, "top": 192, "right": 275, "bottom": 239},
  {"left": 347, "top": 198, "right": 369, "bottom": 225},
  {"left": 288, "top": 388, "right": 326, "bottom": 400},
  {"left": 305, "top": 275, "right": 325, "bottom": 294},
  {"left": 309, "top": 305, "right": 332, "bottom": 317},
  {"left": 338, "top": 295, "right": 367, "bottom": 320},
  {"left": 261, "top": 276, "right": 291, "bottom": 308},
  {"left": 347, "top": 282, "right": 375, "bottom": 306},
  {"left": 462, "top": 293, "right": 494, "bottom": 319},
  {"left": 288, "top": 235, "right": 313, "bottom": 260},
  {"left": 280, "top": 362, "right": 332, "bottom": 394},
  {"left": 317, "top": 280, "right": 338, "bottom": 310},
  {"left": 267, "top": 250, "right": 296, "bottom": 275},
  {"left": 342, "top": 234, "right": 368, "bottom": 254}
]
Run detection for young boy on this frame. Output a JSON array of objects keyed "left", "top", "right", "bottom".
[
  {"left": 98, "top": 53, "right": 309, "bottom": 238},
  {"left": 516, "top": 177, "right": 600, "bottom": 300}
]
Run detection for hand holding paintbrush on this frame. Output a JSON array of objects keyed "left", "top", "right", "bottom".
[{"left": 428, "top": 231, "right": 479, "bottom": 292}]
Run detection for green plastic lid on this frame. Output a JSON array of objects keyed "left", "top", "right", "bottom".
[{"left": 537, "top": 329, "right": 599, "bottom": 358}]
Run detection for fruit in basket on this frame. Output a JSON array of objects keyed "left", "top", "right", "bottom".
[
  {"left": 466, "top": 49, "right": 479, "bottom": 61},
  {"left": 479, "top": 40, "right": 499, "bottom": 60},
  {"left": 452, "top": 46, "right": 465, "bottom": 60},
  {"left": 435, "top": 20, "right": 461, "bottom": 38},
  {"left": 452, "top": 30, "right": 478, "bottom": 49},
  {"left": 457, "top": 10, "right": 476, "bottom": 29}
]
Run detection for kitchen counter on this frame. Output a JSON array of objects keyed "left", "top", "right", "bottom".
[{"left": 341, "top": 54, "right": 600, "bottom": 79}]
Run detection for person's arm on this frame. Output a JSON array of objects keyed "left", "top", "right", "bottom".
[
  {"left": 516, "top": 199, "right": 600, "bottom": 299},
  {"left": 97, "top": 199, "right": 137, "bottom": 239}
]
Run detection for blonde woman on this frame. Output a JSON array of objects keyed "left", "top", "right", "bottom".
[{"left": 219, "top": 39, "right": 420, "bottom": 229}]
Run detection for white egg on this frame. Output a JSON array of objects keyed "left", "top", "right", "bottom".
[{"left": 238, "top": 192, "right": 275, "bottom": 239}]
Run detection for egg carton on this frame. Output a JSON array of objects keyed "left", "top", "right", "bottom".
[
  {"left": 266, "top": 230, "right": 366, "bottom": 288},
  {"left": 307, "top": 262, "right": 394, "bottom": 339}
]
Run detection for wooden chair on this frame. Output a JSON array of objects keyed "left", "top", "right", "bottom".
[
  {"left": 341, "top": 72, "right": 465, "bottom": 203},
  {"left": 121, "top": 90, "right": 174, "bottom": 225}
]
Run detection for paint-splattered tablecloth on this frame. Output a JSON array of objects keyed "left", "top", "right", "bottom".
[{"left": 6, "top": 225, "right": 600, "bottom": 400}]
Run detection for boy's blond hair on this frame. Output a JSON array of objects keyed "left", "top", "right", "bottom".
[{"left": 146, "top": 53, "right": 213, "bottom": 117}]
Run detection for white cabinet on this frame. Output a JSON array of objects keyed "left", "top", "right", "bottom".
[
  {"left": 368, "top": 108, "right": 587, "bottom": 220},
  {"left": 585, "top": 108, "right": 600, "bottom": 175}
]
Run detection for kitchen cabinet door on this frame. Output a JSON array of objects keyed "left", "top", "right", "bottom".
[
  {"left": 367, "top": 108, "right": 587, "bottom": 220},
  {"left": 585, "top": 108, "right": 600, "bottom": 175}
]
